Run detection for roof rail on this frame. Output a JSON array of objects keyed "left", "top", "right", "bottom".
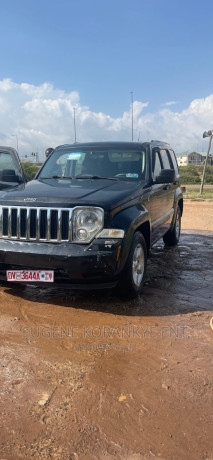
[{"left": 151, "top": 140, "right": 169, "bottom": 144}]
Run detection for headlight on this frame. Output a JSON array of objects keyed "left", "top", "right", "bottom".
[{"left": 72, "top": 207, "right": 104, "bottom": 243}]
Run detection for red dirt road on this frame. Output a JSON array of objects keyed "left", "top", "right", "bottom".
[{"left": 182, "top": 201, "right": 213, "bottom": 231}]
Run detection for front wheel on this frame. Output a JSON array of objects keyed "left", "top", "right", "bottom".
[
  {"left": 116, "top": 232, "right": 147, "bottom": 299},
  {"left": 163, "top": 205, "right": 181, "bottom": 246}
]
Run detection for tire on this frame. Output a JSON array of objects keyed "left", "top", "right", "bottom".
[
  {"left": 163, "top": 205, "right": 181, "bottom": 246},
  {"left": 116, "top": 232, "right": 147, "bottom": 299}
]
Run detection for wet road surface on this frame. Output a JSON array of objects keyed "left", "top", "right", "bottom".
[{"left": 0, "top": 231, "right": 212, "bottom": 460}]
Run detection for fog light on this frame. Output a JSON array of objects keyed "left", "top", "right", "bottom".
[{"left": 98, "top": 229, "right": 125, "bottom": 238}]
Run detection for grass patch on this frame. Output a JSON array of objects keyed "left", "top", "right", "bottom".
[
  {"left": 179, "top": 165, "right": 213, "bottom": 185},
  {"left": 183, "top": 189, "right": 213, "bottom": 201}
]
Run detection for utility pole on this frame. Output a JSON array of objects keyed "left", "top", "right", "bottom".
[
  {"left": 73, "top": 107, "right": 77, "bottom": 143},
  {"left": 131, "top": 92, "right": 134, "bottom": 141},
  {"left": 200, "top": 130, "right": 213, "bottom": 195}
]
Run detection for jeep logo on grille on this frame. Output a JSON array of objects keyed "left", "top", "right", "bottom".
[{"left": 24, "top": 198, "right": 37, "bottom": 202}]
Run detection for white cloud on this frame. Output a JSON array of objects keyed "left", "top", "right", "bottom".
[
  {"left": 164, "top": 101, "right": 179, "bottom": 107},
  {"left": 0, "top": 78, "right": 211, "bottom": 159}
]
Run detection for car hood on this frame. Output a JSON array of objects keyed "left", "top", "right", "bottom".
[{"left": 0, "top": 178, "right": 144, "bottom": 210}]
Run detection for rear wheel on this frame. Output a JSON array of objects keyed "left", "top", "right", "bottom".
[
  {"left": 163, "top": 205, "right": 181, "bottom": 246},
  {"left": 117, "top": 232, "right": 147, "bottom": 299}
]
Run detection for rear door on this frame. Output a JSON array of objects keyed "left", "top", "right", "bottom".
[
  {"left": 150, "top": 148, "right": 175, "bottom": 244},
  {"left": 159, "top": 148, "right": 175, "bottom": 210}
]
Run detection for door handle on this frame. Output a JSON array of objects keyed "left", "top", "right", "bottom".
[{"left": 163, "top": 184, "right": 170, "bottom": 190}]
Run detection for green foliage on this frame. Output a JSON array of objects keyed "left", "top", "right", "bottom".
[
  {"left": 21, "top": 162, "right": 41, "bottom": 181},
  {"left": 179, "top": 165, "right": 213, "bottom": 185}
]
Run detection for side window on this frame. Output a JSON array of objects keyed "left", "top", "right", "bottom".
[
  {"left": 160, "top": 149, "right": 172, "bottom": 169},
  {"left": 169, "top": 149, "right": 179, "bottom": 175},
  {"left": 0, "top": 152, "right": 21, "bottom": 177},
  {"left": 152, "top": 150, "right": 163, "bottom": 177}
]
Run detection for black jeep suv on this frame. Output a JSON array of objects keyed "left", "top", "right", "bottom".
[{"left": 0, "top": 141, "right": 183, "bottom": 298}]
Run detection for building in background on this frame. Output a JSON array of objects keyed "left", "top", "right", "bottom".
[
  {"left": 187, "top": 152, "right": 204, "bottom": 164},
  {"left": 176, "top": 151, "right": 213, "bottom": 166},
  {"left": 176, "top": 152, "right": 204, "bottom": 166},
  {"left": 176, "top": 153, "right": 189, "bottom": 166}
]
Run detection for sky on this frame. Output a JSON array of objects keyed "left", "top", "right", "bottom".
[{"left": 0, "top": 0, "right": 213, "bottom": 159}]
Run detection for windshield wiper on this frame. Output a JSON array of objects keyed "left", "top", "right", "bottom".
[
  {"left": 74, "top": 175, "right": 119, "bottom": 181},
  {"left": 40, "top": 175, "right": 119, "bottom": 181},
  {"left": 40, "top": 175, "right": 62, "bottom": 179},
  {"left": 40, "top": 176, "right": 73, "bottom": 179}
]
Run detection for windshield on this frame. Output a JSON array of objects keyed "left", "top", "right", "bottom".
[{"left": 38, "top": 147, "right": 147, "bottom": 181}]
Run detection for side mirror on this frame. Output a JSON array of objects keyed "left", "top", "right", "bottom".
[
  {"left": 0, "top": 169, "right": 23, "bottom": 183},
  {"left": 155, "top": 169, "right": 175, "bottom": 184}
]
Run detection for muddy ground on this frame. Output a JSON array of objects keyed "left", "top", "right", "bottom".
[{"left": 0, "top": 203, "right": 212, "bottom": 460}]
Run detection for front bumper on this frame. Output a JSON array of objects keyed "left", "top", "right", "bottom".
[{"left": 0, "top": 238, "right": 123, "bottom": 288}]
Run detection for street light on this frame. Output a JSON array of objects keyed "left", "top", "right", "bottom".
[{"left": 200, "top": 129, "right": 213, "bottom": 195}]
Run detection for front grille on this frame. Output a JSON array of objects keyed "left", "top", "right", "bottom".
[{"left": 0, "top": 206, "right": 72, "bottom": 242}]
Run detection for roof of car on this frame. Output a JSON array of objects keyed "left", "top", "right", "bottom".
[
  {"left": 55, "top": 141, "right": 170, "bottom": 150},
  {"left": 0, "top": 146, "right": 19, "bottom": 155}
]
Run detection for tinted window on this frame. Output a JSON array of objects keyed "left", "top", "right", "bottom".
[
  {"left": 169, "top": 149, "right": 179, "bottom": 174},
  {"left": 0, "top": 151, "right": 23, "bottom": 180},
  {"left": 160, "top": 149, "right": 171, "bottom": 169},
  {"left": 152, "top": 151, "right": 163, "bottom": 177}
]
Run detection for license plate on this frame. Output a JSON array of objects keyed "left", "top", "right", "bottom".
[{"left": 6, "top": 270, "right": 54, "bottom": 282}]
